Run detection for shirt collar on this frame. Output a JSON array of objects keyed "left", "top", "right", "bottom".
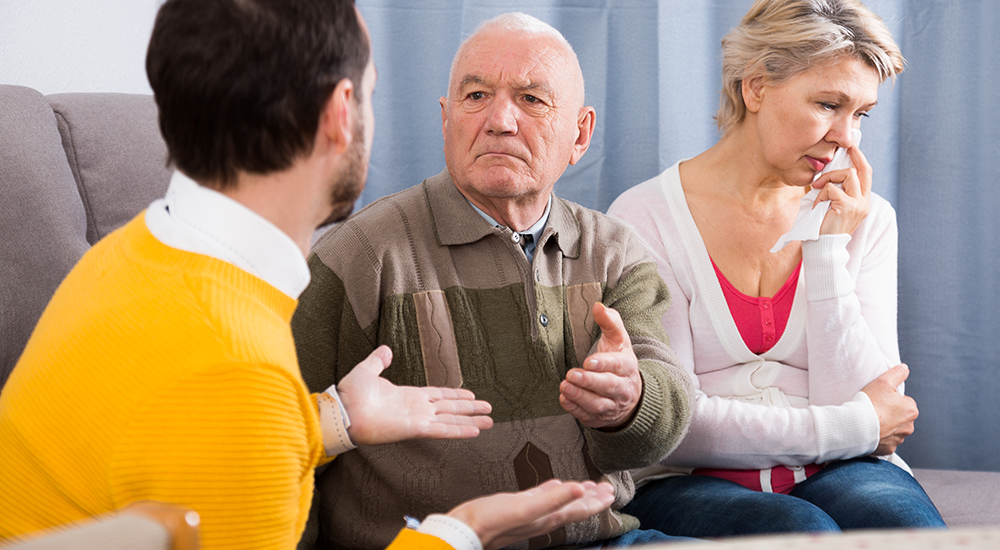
[
  {"left": 144, "top": 171, "right": 311, "bottom": 298},
  {"left": 467, "top": 195, "right": 551, "bottom": 245},
  {"left": 425, "top": 170, "right": 580, "bottom": 258}
]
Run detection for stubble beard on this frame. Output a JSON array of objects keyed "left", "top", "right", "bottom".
[{"left": 318, "top": 116, "right": 368, "bottom": 227}]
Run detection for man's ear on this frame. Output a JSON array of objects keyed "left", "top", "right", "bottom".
[
  {"left": 321, "top": 78, "right": 356, "bottom": 155},
  {"left": 742, "top": 76, "right": 766, "bottom": 114},
  {"left": 439, "top": 96, "right": 448, "bottom": 140},
  {"left": 568, "top": 106, "right": 596, "bottom": 166}
]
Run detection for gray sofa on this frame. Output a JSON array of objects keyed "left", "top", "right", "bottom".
[{"left": 0, "top": 83, "right": 997, "bottom": 532}]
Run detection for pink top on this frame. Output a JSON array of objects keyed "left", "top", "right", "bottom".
[
  {"left": 696, "top": 259, "right": 822, "bottom": 494},
  {"left": 712, "top": 259, "right": 800, "bottom": 354}
]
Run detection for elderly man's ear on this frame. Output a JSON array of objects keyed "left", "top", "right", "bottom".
[
  {"left": 569, "top": 106, "right": 596, "bottom": 166},
  {"left": 439, "top": 96, "right": 448, "bottom": 139},
  {"left": 319, "top": 78, "right": 358, "bottom": 156}
]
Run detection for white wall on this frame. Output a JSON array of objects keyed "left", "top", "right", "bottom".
[{"left": 0, "top": 0, "right": 162, "bottom": 95}]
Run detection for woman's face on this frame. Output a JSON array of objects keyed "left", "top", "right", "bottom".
[{"left": 750, "top": 57, "right": 881, "bottom": 186}]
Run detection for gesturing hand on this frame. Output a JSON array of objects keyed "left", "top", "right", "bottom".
[
  {"left": 862, "top": 364, "right": 918, "bottom": 455},
  {"left": 812, "top": 143, "right": 872, "bottom": 237},
  {"left": 337, "top": 345, "right": 494, "bottom": 446},
  {"left": 446, "top": 480, "right": 615, "bottom": 550},
  {"left": 559, "top": 303, "right": 643, "bottom": 430}
]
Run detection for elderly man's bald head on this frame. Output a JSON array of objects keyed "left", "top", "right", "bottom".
[
  {"left": 448, "top": 13, "right": 586, "bottom": 108},
  {"left": 439, "top": 12, "right": 595, "bottom": 231}
]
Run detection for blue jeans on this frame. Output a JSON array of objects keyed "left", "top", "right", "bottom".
[
  {"left": 621, "top": 457, "right": 946, "bottom": 538},
  {"left": 590, "top": 528, "right": 698, "bottom": 547}
]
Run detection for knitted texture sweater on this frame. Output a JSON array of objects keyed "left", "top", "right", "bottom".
[
  {"left": 0, "top": 214, "right": 442, "bottom": 550},
  {"left": 292, "top": 171, "right": 693, "bottom": 550}
]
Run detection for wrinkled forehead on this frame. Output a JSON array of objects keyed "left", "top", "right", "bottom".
[{"left": 449, "top": 29, "right": 584, "bottom": 102}]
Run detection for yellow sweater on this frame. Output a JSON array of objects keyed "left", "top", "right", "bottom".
[{"left": 0, "top": 214, "right": 449, "bottom": 550}]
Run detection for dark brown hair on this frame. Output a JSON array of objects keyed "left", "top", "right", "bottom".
[{"left": 146, "top": 0, "right": 369, "bottom": 188}]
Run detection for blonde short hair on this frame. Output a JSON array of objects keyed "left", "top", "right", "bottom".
[{"left": 716, "top": 0, "right": 905, "bottom": 132}]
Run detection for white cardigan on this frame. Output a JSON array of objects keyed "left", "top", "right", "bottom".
[{"left": 608, "top": 162, "right": 909, "bottom": 474}]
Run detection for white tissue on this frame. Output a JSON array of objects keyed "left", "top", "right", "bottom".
[{"left": 770, "top": 128, "right": 862, "bottom": 253}]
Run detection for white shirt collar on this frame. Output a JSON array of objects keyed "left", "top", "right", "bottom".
[{"left": 145, "top": 171, "right": 311, "bottom": 298}]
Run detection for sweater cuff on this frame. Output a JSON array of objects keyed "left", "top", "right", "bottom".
[
  {"left": 416, "top": 515, "right": 483, "bottom": 550},
  {"left": 317, "top": 385, "right": 357, "bottom": 457},
  {"left": 812, "top": 391, "right": 879, "bottom": 463},
  {"left": 802, "top": 234, "right": 853, "bottom": 301},
  {"left": 584, "top": 362, "right": 690, "bottom": 471}
]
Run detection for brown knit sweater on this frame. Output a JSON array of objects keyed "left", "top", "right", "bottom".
[{"left": 292, "top": 171, "right": 692, "bottom": 550}]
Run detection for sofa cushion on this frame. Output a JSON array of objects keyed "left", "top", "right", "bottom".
[
  {"left": 0, "top": 85, "right": 90, "bottom": 387},
  {"left": 48, "top": 93, "right": 171, "bottom": 244},
  {"left": 913, "top": 468, "right": 1000, "bottom": 526}
]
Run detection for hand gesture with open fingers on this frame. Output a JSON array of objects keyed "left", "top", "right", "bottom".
[
  {"left": 446, "top": 480, "right": 616, "bottom": 550},
  {"left": 559, "top": 303, "right": 643, "bottom": 430},
  {"left": 812, "top": 143, "right": 873, "bottom": 236},
  {"left": 337, "top": 345, "right": 494, "bottom": 446}
]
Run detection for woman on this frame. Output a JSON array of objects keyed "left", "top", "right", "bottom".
[{"left": 608, "top": 0, "right": 946, "bottom": 536}]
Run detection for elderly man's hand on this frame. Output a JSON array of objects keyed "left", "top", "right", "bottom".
[
  {"left": 559, "top": 303, "right": 643, "bottom": 430},
  {"left": 338, "top": 345, "right": 494, "bottom": 446}
]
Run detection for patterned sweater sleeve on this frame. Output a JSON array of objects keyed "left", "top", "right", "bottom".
[
  {"left": 292, "top": 253, "right": 378, "bottom": 394},
  {"left": 581, "top": 237, "right": 694, "bottom": 473}
]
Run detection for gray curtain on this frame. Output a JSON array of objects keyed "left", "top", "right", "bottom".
[{"left": 356, "top": 0, "right": 1000, "bottom": 472}]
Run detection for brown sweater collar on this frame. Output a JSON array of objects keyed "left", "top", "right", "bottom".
[{"left": 423, "top": 169, "right": 581, "bottom": 259}]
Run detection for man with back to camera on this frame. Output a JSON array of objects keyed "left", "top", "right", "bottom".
[
  {"left": 0, "top": 1, "right": 619, "bottom": 549},
  {"left": 292, "top": 12, "right": 694, "bottom": 549}
]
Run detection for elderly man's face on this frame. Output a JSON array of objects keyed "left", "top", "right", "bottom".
[{"left": 440, "top": 29, "right": 592, "bottom": 207}]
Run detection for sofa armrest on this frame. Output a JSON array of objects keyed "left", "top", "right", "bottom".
[{"left": 0, "top": 502, "right": 200, "bottom": 550}]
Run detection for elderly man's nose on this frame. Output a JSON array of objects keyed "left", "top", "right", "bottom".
[{"left": 485, "top": 96, "right": 518, "bottom": 134}]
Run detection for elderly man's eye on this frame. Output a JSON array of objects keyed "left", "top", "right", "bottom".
[
  {"left": 468, "top": 91, "right": 485, "bottom": 100},
  {"left": 524, "top": 95, "right": 540, "bottom": 103}
]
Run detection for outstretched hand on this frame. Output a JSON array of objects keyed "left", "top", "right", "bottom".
[
  {"left": 337, "top": 345, "right": 494, "bottom": 446},
  {"left": 862, "top": 364, "right": 918, "bottom": 455},
  {"left": 446, "top": 480, "right": 615, "bottom": 550},
  {"left": 559, "top": 303, "right": 643, "bottom": 430}
]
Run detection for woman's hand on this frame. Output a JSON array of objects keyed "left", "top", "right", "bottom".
[
  {"left": 445, "top": 480, "right": 615, "bottom": 550},
  {"left": 812, "top": 144, "right": 872, "bottom": 236},
  {"left": 862, "top": 364, "right": 918, "bottom": 455}
]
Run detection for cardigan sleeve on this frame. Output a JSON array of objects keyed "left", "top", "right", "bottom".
[
  {"left": 801, "top": 198, "right": 901, "bottom": 407},
  {"left": 111, "top": 363, "right": 326, "bottom": 550}
]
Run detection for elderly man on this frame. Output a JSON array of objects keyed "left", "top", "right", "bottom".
[
  {"left": 292, "top": 12, "right": 693, "bottom": 549},
  {"left": 0, "top": 2, "right": 619, "bottom": 550}
]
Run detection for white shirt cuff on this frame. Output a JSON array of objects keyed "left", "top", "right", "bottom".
[
  {"left": 317, "top": 385, "right": 357, "bottom": 457},
  {"left": 416, "top": 515, "right": 483, "bottom": 550}
]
